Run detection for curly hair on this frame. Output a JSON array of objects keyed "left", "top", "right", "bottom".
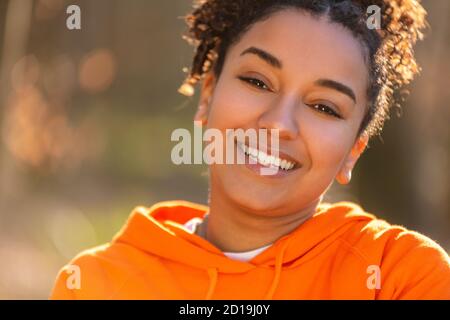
[{"left": 178, "top": 0, "right": 427, "bottom": 138}]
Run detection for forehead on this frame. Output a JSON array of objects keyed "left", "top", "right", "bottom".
[{"left": 227, "top": 9, "right": 368, "bottom": 93}]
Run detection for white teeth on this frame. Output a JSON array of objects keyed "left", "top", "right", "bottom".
[
  {"left": 274, "top": 157, "right": 281, "bottom": 167},
  {"left": 238, "top": 143, "right": 296, "bottom": 171},
  {"left": 258, "top": 151, "right": 267, "bottom": 165}
]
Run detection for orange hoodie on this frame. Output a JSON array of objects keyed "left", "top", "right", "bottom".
[{"left": 50, "top": 200, "right": 450, "bottom": 300}]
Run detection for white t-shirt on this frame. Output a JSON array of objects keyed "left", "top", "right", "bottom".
[{"left": 183, "top": 217, "right": 272, "bottom": 262}]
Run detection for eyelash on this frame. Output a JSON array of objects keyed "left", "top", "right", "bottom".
[
  {"left": 238, "top": 76, "right": 271, "bottom": 91},
  {"left": 308, "top": 104, "right": 342, "bottom": 119},
  {"left": 238, "top": 76, "right": 342, "bottom": 119}
]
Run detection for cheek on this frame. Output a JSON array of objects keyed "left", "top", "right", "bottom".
[
  {"left": 299, "top": 111, "right": 354, "bottom": 172},
  {"left": 206, "top": 76, "right": 269, "bottom": 129}
]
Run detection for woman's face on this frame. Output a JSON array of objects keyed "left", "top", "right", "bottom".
[{"left": 197, "top": 9, "right": 369, "bottom": 216}]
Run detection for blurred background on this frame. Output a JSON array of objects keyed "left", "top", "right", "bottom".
[{"left": 0, "top": 0, "right": 448, "bottom": 299}]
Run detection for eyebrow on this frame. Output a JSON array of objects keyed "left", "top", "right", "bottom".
[
  {"left": 240, "top": 46, "right": 283, "bottom": 69},
  {"left": 240, "top": 46, "right": 356, "bottom": 103},
  {"left": 314, "top": 79, "right": 356, "bottom": 103}
]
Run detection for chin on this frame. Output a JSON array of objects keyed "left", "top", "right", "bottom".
[
  {"left": 224, "top": 183, "right": 293, "bottom": 215},
  {"left": 212, "top": 165, "right": 293, "bottom": 213}
]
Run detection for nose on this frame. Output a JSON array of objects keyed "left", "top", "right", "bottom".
[{"left": 257, "top": 96, "right": 299, "bottom": 140}]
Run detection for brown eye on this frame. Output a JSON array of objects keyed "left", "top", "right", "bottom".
[
  {"left": 309, "top": 103, "right": 342, "bottom": 119},
  {"left": 238, "top": 76, "right": 271, "bottom": 91}
]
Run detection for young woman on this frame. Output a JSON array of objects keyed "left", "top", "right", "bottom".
[{"left": 51, "top": 0, "right": 450, "bottom": 299}]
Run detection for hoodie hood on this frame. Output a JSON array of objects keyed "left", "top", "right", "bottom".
[{"left": 112, "top": 200, "right": 376, "bottom": 299}]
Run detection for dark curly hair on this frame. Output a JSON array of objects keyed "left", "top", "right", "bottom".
[{"left": 178, "top": 0, "right": 427, "bottom": 138}]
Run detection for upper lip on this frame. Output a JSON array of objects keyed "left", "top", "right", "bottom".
[{"left": 236, "top": 139, "right": 301, "bottom": 168}]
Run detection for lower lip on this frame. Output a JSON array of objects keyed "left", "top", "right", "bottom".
[{"left": 236, "top": 143, "right": 299, "bottom": 178}]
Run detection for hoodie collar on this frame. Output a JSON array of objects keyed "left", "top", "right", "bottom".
[
  {"left": 112, "top": 200, "right": 375, "bottom": 271},
  {"left": 112, "top": 200, "right": 375, "bottom": 299}
]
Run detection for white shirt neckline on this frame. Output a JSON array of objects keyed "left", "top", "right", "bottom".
[{"left": 183, "top": 217, "right": 272, "bottom": 262}]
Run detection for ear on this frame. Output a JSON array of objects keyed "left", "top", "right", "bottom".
[
  {"left": 336, "top": 134, "right": 369, "bottom": 185},
  {"left": 194, "top": 72, "right": 216, "bottom": 126}
]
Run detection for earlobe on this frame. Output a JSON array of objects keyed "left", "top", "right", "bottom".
[
  {"left": 336, "top": 135, "right": 369, "bottom": 185},
  {"left": 336, "top": 168, "right": 352, "bottom": 185}
]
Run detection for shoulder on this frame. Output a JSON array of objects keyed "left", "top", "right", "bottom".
[
  {"left": 49, "top": 241, "right": 156, "bottom": 299},
  {"left": 49, "top": 244, "right": 110, "bottom": 299},
  {"left": 340, "top": 213, "right": 450, "bottom": 299}
]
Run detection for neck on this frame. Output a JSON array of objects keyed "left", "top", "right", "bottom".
[{"left": 203, "top": 186, "right": 321, "bottom": 253}]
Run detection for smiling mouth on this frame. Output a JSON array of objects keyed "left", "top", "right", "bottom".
[{"left": 236, "top": 141, "right": 300, "bottom": 171}]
